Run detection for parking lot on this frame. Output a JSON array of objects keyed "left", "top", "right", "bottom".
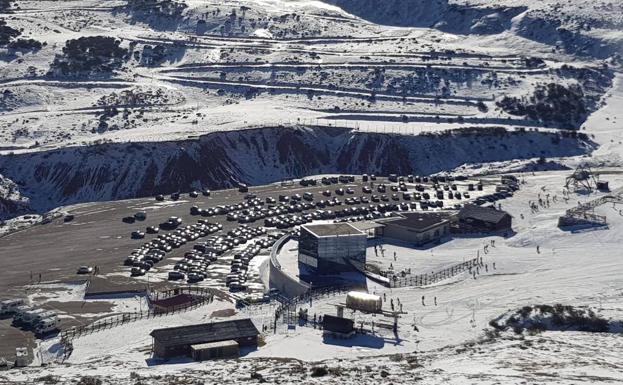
[{"left": 0, "top": 173, "right": 510, "bottom": 362}]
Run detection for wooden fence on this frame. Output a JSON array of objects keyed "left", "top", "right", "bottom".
[
  {"left": 389, "top": 256, "right": 483, "bottom": 288},
  {"left": 59, "top": 286, "right": 215, "bottom": 357}
]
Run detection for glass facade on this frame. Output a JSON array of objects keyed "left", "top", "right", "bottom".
[{"left": 298, "top": 226, "right": 366, "bottom": 274}]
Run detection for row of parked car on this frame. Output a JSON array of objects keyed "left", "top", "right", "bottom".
[
  {"left": 226, "top": 235, "right": 279, "bottom": 291},
  {"left": 385, "top": 173, "right": 468, "bottom": 184},
  {"left": 155, "top": 189, "right": 211, "bottom": 202},
  {"left": 0, "top": 299, "right": 60, "bottom": 335},
  {"left": 124, "top": 220, "right": 223, "bottom": 276},
  {"left": 170, "top": 225, "right": 269, "bottom": 284}
]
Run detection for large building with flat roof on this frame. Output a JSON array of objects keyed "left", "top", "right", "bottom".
[
  {"left": 458, "top": 204, "right": 512, "bottom": 232},
  {"left": 378, "top": 212, "right": 452, "bottom": 246},
  {"left": 298, "top": 223, "right": 366, "bottom": 275}
]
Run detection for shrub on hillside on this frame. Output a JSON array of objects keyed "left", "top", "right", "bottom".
[
  {"left": 496, "top": 83, "right": 588, "bottom": 129},
  {"left": 0, "top": 19, "right": 19, "bottom": 45},
  {"left": 49, "top": 36, "right": 128, "bottom": 77},
  {"left": 125, "top": 0, "right": 187, "bottom": 18},
  {"left": 310, "top": 366, "right": 328, "bottom": 377},
  {"left": 8, "top": 38, "right": 43, "bottom": 52},
  {"left": 0, "top": 0, "right": 12, "bottom": 12},
  {"left": 490, "top": 304, "right": 612, "bottom": 333}
]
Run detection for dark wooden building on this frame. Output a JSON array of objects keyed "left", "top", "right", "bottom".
[
  {"left": 458, "top": 204, "right": 512, "bottom": 232},
  {"left": 322, "top": 315, "right": 355, "bottom": 338},
  {"left": 150, "top": 319, "right": 259, "bottom": 359}
]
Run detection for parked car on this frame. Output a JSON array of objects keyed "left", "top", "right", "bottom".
[
  {"left": 155, "top": 194, "right": 165, "bottom": 201},
  {"left": 131, "top": 267, "right": 146, "bottom": 276},
  {"left": 63, "top": 214, "right": 75, "bottom": 222},
  {"left": 76, "top": 266, "right": 93, "bottom": 275},
  {"left": 122, "top": 216, "right": 135, "bottom": 224},
  {"left": 131, "top": 230, "right": 145, "bottom": 239},
  {"left": 189, "top": 191, "right": 199, "bottom": 198},
  {"left": 168, "top": 271, "right": 185, "bottom": 281},
  {"left": 134, "top": 211, "right": 147, "bottom": 221}
]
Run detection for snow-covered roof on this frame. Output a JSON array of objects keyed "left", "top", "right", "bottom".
[{"left": 301, "top": 223, "right": 365, "bottom": 237}]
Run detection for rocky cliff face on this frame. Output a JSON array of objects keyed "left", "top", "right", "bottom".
[
  {"left": 0, "top": 174, "right": 32, "bottom": 219},
  {"left": 324, "top": 0, "right": 525, "bottom": 34},
  {"left": 0, "top": 126, "right": 593, "bottom": 218}
]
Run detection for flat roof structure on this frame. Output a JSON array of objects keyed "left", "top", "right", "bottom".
[
  {"left": 458, "top": 205, "right": 511, "bottom": 224},
  {"left": 349, "top": 221, "right": 386, "bottom": 232},
  {"left": 378, "top": 212, "right": 453, "bottom": 233},
  {"left": 191, "top": 340, "right": 239, "bottom": 351},
  {"left": 301, "top": 223, "right": 364, "bottom": 237},
  {"left": 150, "top": 319, "right": 259, "bottom": 348}
]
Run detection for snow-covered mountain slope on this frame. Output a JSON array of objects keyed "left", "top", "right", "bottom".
[
  {"left": 0, "top": 0, "right": 620, "bottom": 219},
  {"left": 0, "top": 125, "right": 593, "bottom": 217}
]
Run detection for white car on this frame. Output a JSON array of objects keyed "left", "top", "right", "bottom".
[
  {"left": 28, "top": 311, "right": 57, "bottom": 327},
  {"left": 21, "top": 308, "right": 48, "bottom": 325},
  {"left": 0, "top": 299, "right": 25, "bottom": 316},
  {"left": 35, "top": 316, "right": 60, "bottom": 335}
]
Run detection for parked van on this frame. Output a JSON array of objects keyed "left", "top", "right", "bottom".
[
  {"left": 34, "top": 317, "right": 60, "bottom": 335},
  {"left": 21, "top": 309, "right": 48, "bottom": 325},
  {"left": 0, "top": 299, "right": 25, "bottom": 316},
  {"left": 12, "top": 306, "right": 34, "bottom": 323},
  {"left": 28, "top": 311, "right": 58, "bottom": 327}
]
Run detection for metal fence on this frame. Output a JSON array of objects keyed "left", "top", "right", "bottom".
[
  {"left": 389, "top": 256, "right": 483, "bottom": 288},
  {"left": 273, "top": 284, "right": 357, "bottom": 327}
]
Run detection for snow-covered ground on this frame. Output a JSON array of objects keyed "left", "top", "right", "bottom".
[
  {"left": 0, "top": 0, "right": 618, "bottom": 153},
  {"left": 3, "top": 167, "right": 621, "bottom": 384}
]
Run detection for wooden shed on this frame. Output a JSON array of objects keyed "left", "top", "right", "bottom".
[
  {"left": 191, "top": 340, "right": 239, "bottom": 361},
  {"left": 323, "top": 315, "right": 355, "bottom": 339},
  {"left": 150, "top": 319, "right": 259, "bottom": 359}
]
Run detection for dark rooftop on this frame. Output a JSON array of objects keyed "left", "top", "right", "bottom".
[
  {"left": 381, "top": 212, "right": 452, "bottom": 232},
  {"left": 302, "top": 223, "right": 364, "bottom": 237},
  {"left": 150, "top": 319, "right": 259, "bottom": 347},
  {"left": 84, "top": 276, "right": 148, "bottom": 298},
  {"left": 323, "top": 315, "right": 355, "bottom": 333},
  {"left": 459, "top": 204, "right": 511, "bottom": 224}
]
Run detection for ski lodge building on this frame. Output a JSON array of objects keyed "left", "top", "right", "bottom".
[
  {"left": 457, "top": 204, "right": 512, "bottom": 232},
  {"left": 298, "top": 223, "right": 367, "bottom": 275},
  {"left": 377, "top": 212, "right": 453, "bottom": 246}
]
